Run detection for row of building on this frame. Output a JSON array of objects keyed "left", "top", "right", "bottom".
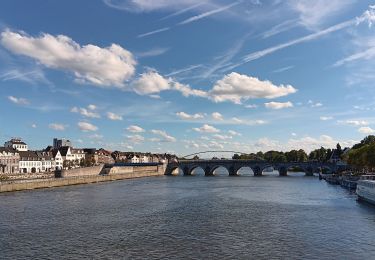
[{"left": 0, "top": 138, "right": 168, "bottom": 175}]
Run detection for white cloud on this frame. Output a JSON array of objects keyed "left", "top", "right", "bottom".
[
  {"left": 49, "top": 123, "right": 66, "bottom": 131},
  {"left": 311, "top": 102, "right": 323, "bottom": 108},
  {"left": 176, "top": 111, "right": 204, "bottom": 120},
  {"left": 209, "top": 72, "right": 297, "bottom": 104},
  {"left": 265, "top": 101, "right": 293, "bottom": 109},
  {"left": 358, "top": 126, "right": 375, "bottom": 134},
  {"left": 213, "top": 134, "right": 232, "bottom": 140},
  {"left": 0, "top": 30, "right": 136, "bottom": 87},
  {"left": 132, "top": 71, "right": 170, "bottom": 95},
  {"left": 228, "top": 130, "right": 241, "bottom": 136},
  {"left": 127, "top": 134, "right": 145, "bottom": 143},
  {"left": 338, "top": 120, "right": 369, "bottom": 126},
  {"left": 232, "top": 117, "right": 266, "bottom": 125},
  {"left": 107, "top": 112, "right": 123, "bottom": 121},
  {"left": 8, "top": 96, "right": 29, "bottom": 105},
  {"left": 78, "top": 122, "right": 98, "bottom": 132},
  {"left": 71, "top": 106, "right": 100, "bottom": 118},
  {"left": 127, "top": 125, "right": 145, "bottom": 133},
  {"left": 131, "top": 71, "right": 207, "bottom": 98},
  {"left": 31, "top": 123, "right": 37, "bottom": 128},
  {"left": 245, "top": 104, "right": 258, "bottom": 109},
  {"left": 287, "top": 135, "right": 356, "bottom": 152},
  {"left": 193, "top": 124, "right": 220, "bottom": 133},
  {"left": 150, "top": 129, "right": 176, "bottom": 142},
  {"left": 87, "top": 104, "right": 96, "bottom": 110},
  {"left": 212, "top": 112, "right": 223, "bottom": 121},
  {"left": 320, "top": 116, "right": 334, "bottom": 121}
]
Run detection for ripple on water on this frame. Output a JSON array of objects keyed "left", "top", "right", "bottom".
[{"left": 0, "top": 175, "right": 375, "bottom": 259}]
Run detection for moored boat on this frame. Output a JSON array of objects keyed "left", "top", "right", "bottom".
[
  {"left": 356, "top": 175, "right": 375, "bottom": 205},
  {"left": 339, "top": 174, "right": 359, "bottom": 190}
]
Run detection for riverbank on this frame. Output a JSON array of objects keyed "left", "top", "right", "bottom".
[{"left": 0, "top": 164, "right": 166, "bottom": 193}]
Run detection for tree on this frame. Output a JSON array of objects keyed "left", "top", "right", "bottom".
[
  {"left": 232, "top": 154, "right": 240, "bottom": 160},
  {"left": 336, "top": 143, "right": 343, "bottom": 158},
  {"left": 353, "top": 135, "right": 375, "bottom": 149}
]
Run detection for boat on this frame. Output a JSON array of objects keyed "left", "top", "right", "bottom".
[
  {"left": 339, "top": 174, "right": 359, "bottom": 190},
  {"left": 356, "top": 175, "right": 375, "bottom": 205}
]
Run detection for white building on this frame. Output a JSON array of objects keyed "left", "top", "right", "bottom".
[
  {"left": 19, "top": 151, "right": 42, "bottom": 173},
  {"left": 130, "top": 155, "right": 140, "bottom": 163},
  {"left": 4, "top": 138, "right": 28, "bottom": 151},
  {"left": 59, "top": 146, "right": 85, "bottom": 168},
  {"left": 140, "top": 155, "right": 149, "bottom": 163},
  {"left": 37, "top": 152, "right": 56, "bottom": 172},
  {"left": 52, "top": 150, "right": 63, "bottom": 170}
]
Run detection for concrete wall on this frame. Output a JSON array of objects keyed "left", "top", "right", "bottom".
[
  {"left": 61, "top": 165, "right": 104, "bottom": 177},
  {"left": 0, "top": 170, "right": 164, "bottom": 193}
]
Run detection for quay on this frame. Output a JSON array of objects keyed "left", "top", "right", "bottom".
[{"left": 0, "top": 163, "right": 166, "bottom": 193}]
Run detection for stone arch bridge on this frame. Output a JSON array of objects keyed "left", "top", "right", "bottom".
[{"left": 166, "top": 160, "right": 344, "bottom": 176}]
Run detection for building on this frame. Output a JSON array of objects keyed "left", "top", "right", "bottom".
[
  {"left": 53, "top": 138, "right": 72, "bottom": 149},
  {"left": 0, "top": 147, "right": 20, "bottom": 174},
  {"left": 139, "top": 155, "right": 149, "bottom": 163},
  {"left": 59, "top": 146, "right": 85, "bottom": 168},
  {"left": 96, "top": 148, "right": 114, "bottom": 164},
  {"left": 129, "top": 155, "right": 140, "bottom": 163},
  {"left": 4, "top": 138, "right": 28, "bottom": 151},
  {"left": 52, "top": 150, "right": 63, "bottom": 170},
  {"left": 19, "top": 151, "right": 42, "bottom": 173},
  {"left": 36, "top": 151, "right": 55, "bottom": 172}
]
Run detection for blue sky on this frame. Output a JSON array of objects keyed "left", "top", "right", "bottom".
[{"left": 0, "top": 0, "right": 375, "bottom": 155}]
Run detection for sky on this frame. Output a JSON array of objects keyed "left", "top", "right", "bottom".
[{"left": 0, "top": 0, "right": 375, "bottom": 156}]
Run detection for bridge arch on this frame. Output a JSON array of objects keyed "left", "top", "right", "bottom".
[
  {"left": 235, "top": 166, "right": 254, "bottom": 176},
  {"left": 209, "top": 165, "right": 231, "bottom": 176},
  {"left": 189, "top": 165, "right": 207, "bottom": 176},
  {"left": 165, "top": 166, "right": 184, "bottom": 176}
]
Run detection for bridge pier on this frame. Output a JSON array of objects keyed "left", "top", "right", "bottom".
[
  {"left": 253, "top": 167, "right": 262, "bottom": 176},
  {"left": 204, "top": 167, "right": 214, "bottom": 176},
  {"left": 305, "top": 168, "right": 314, "bottom": 176},
  {"left": 278, "top": 167, "right": 287, "bottom": 176}
]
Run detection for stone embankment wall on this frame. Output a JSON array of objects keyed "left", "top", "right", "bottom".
[
  {"left": 0, "top": 164, "right": 167, "bottom": 193},
  {"left": 60, "top": 165, "right": 104, "bottom": 177}
]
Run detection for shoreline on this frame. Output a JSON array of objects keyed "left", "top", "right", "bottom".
[{"left": 0, "top": 171, "right": 164, "bottom": 193}]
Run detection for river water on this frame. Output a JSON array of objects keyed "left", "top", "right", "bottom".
[{"left": 1, "top": 170, "right": 375, "bottom": 259}]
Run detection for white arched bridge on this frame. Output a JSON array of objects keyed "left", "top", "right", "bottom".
[{"left": 166, "top": 151, "right": 346, "bottom": 176}]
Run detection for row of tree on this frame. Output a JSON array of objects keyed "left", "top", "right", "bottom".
[
  {"left": 232, "top": 143, "right": 346, "bottom": 163},
  {"left": 344, "top": 136, "right": 375, "bottom": 170}
]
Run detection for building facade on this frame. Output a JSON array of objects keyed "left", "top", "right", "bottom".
[
  {"left": 53, "top": 138, "right": 72, "bottom": 149},
  {"left": 4, "top": 138, "right": 28, "bottom": 151},
  {"left": 0, "top": 147, "right": 20, "bottom": 174}
]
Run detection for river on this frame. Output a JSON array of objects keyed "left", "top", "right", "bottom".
[{"left": 1, "top": 169, "right": 375, "bottom": 259}]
